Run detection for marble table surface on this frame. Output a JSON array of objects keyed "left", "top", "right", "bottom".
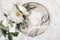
[{"left": 0, "top": 0, "right": 60, "bottom": 40}]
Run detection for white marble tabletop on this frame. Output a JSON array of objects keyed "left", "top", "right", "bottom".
[{"left": 0, "top": 0, "right": 60, "bottom": 40}]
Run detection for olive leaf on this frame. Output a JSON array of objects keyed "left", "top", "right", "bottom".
[
  {"left": 17, "top": 20, "right": 28, "bottom": 29},
  {"left": 4, "top": 14, "right": 7, "bottom": 17},
  {"left": 16, "top": 23, "right": 20, "bottom": 29},
  {"left": 0, "top": 24, "right": 8, "bottom": 30},
  {"left": 11, "top": 32, "right": 19, "bottom": 36},
  {"left": 0, "top": 21, "right": 2, "bottom": 25},
  {"left": 20, "top": 20, "right": 28, "bottom": 29},
  {"left": 27, "top": 6, "right": 36, "bottom": 11},
  {"left": 0, "top": 21, "right": 8, "bottom": 37},
  {"left": 25, "top": 3, "right": 36, "bottom": 11},
  {"left": 9, "top": 20, "right": 15, "bottom": 27},
  {"left": 8, "top": 33, "right": 13, "bottom": 40},
  {"left": 0, "top": 20, "right": 19, "bottom": 40},
  {"left": 25, "top": 3, "right": 30, "bottom": 9},
  {"left": 14, "top": 4, "right": 23, "bottom": 13},
  {"left": 1, "top": 29, "right": 7, "bottom": 37}
]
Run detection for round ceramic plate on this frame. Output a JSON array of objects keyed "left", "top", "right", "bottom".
[{"left": 17, "top": 2, "right": 50, "bottom": 37}]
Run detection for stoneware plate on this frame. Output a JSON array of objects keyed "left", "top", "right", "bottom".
[{"left": 17, "top": 2, "right": 50, "bottom": 37}]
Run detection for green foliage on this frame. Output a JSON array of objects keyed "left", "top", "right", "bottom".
[
  {"left": 11, "top": 32, "right": 19, "bottom": 36},
  {"left": 8, "top": 33, "right": 12, "bottom": 40},
  {"left": 9, "top": 20, "right": 13, "bottom": 27},
  {"left": 4, "top": 14, "right": 7, "bottom": 17},
  {"left": 1, "top": 29, "right": 7, "bottom": 37},
  {"left": 0, "top": 21, "right": 19, "bottom": 40},
  {"left": 25, "top": 3, "right": 36, "bottom": 11}
]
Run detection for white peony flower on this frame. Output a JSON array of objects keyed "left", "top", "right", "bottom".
[
  {"left": 8, "top": 5, "right": 24, "bottom": 24},
  {"left": 18, "top": 5, "right": 29, "bottom": 15},
  {"left": 1, "top": 0, "right": 29, "bottom": 24}
]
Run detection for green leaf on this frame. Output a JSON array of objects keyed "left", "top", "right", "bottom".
[
  {"left": 25, "top": 3, "right": 30, "bottom": 9},
  {"left": 25, "top": 3, "right": 36, "bottom": 11},
  {"left": 0, "top": 21, "right": 8, "bottom": 37},
  {"left": 0, "top": 24, "right": 8, "bottom": 30},
  {"left": 11, "top": 32, "right": 19, "bottom": 36},
  {"left": 8, "top": 33, "right": 13, "bottom": 40},
  {"left": 14, "top": 4, "right": 23, "bottom": 13},
  {"left": 4, "top": 14, "right": 7, "bottom": 17},
  {"left": 17, "top": 20, "right": 28, "bottom": 29},
  {"left": 1, "top": 29, "right": 7, "bottom": 37},
  {"left": 27, "top": 6, "right": 36, "bottom": 11},
  {"left": 9, "top": 20, "right": 13, "bottom": 27},
  {"left": 0, "top": 21, "right": 2, "bottom": 25},
  {"left": 16, "top": 23, "right": 20, "bottom": 29}
]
